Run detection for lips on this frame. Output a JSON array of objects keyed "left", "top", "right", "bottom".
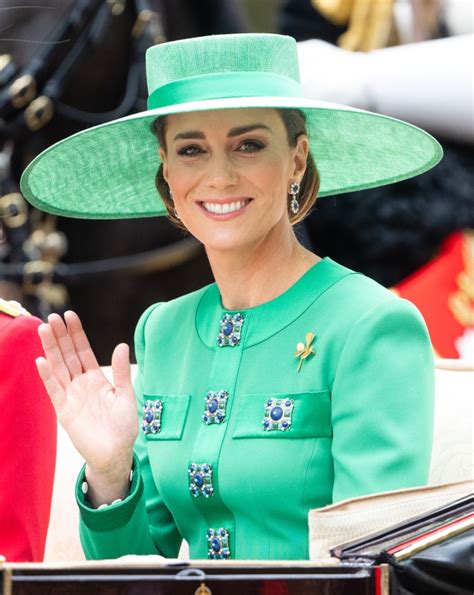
[{"left": 201, "top": 199, "right": 251, "bottom": 215}]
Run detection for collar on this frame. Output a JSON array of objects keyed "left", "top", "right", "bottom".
[{"left": 195, "top": 257, "right": 354, "bottom": 349}]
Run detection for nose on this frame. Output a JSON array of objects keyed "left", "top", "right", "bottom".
[{"left": 205, "top": 152, "right": 238, "bottom": 190}]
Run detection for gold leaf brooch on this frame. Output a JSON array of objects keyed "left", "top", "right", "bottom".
[{"left": 294, "top": 332, "right": 315, "bottom": 372}]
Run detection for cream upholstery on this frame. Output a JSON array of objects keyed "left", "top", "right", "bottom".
[
  {"left": 43, "top": 360, "right": 473, "bottom": 562},
  {"left": 428, "top": 359, "right": 473, "bottom": 485}
]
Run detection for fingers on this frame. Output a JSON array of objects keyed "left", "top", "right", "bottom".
[
  {"left": 64, "top": 310, "right": 100, "bottom": 371},
  {"left": 38, "top": 322, "right": 75, "bottom": 388},
  {"left": 37, "top": 310, "right": 99, "bottom": 391},
  {"left": 111, "top": 343, "right": 133, "bottom": 392},
  {"left": 47, "top": 313, "right": 84, "bottom": 378},
  {"left": 35, "top": 356, "right": 66, "bottom": 412}
]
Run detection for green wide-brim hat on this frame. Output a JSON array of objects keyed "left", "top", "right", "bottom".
[{"left": 20, "top": 33, "right": 442, "bottom": 219}]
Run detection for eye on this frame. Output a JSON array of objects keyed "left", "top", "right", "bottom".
[
  {"left": 238, "top": 140, "right": 264, "bottom": 153},
  {"left": 177, "top": 145, "right": 204, "bottom": 156}
]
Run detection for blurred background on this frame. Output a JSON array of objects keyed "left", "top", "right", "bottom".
[{"left": 1, "top": 0, "right": 473, "bottom": 363}]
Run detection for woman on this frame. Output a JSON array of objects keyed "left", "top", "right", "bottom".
[{"left": 21, "top": 33, "right": 440, "bottom": 560}]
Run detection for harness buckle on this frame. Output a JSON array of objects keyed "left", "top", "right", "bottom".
[
  {"left": 107, "top": 0, "right": 126, "bottom": 16},
  {"left": 0, "top": 193, "right": 28, "bottom": 228},
  {"left": 0, "top": 54, "right": 12, "bottom": 72},
  {"left": 9, "top": 74, "right": 37, "bottom": 109},
  {"left": 132, "top": 9, "right": 166, "bottom": 44},
  {"left": 23, "top": 260, "right": 54, "bottom": 294},
  {"left": 25, "top": 96, "right": 54, "bottom": 131}
]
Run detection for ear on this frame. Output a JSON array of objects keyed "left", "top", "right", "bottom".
[
  {"left": 292, "top": 134, "right": 309, "bottom": 182},
  {"left": 159, "top": 147, "right": 169, "bottom": 182}
]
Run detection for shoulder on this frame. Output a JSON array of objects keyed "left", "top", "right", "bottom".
[
  {"left": 320, "top": 258, "right": 423, "bottom": 324},
  {"left": 0, "top": 300, "right": 42, "bottom": 343},
  {"left": 134, "top": 284, "right": 213, "bottom": 345},
  {"left": 0, "top": 303, "right": 45, "bottom": 387}
]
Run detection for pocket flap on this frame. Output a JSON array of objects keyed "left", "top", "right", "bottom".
[
  {"left": 142, "top": 394, "right": 190, "bottom": 440},
  {"left": 232, "top": 390, "right": 332, "bottom": 439}
]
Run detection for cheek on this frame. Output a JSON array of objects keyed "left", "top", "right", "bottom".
[
  {"left": 166, "top": 163, "right": 200, "bottom": 199},
  {"left": 246, "top": 154, "right": 291, "bottom": 192}
]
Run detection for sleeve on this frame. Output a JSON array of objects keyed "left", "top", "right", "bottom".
[
  {"left": 330, "top": 298, "right": 435, "bottom": 503},
  {"left": 0, "top": 316, "right": 57, "bottom": 562},
  {"left": 78, "top": 304, "right": 182, "bottom": 559}
]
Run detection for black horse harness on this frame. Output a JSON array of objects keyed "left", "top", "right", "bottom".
[{"left": 0, "top": 0, "right": 200, "bottom": 311}]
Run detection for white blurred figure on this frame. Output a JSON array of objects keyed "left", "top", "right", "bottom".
[{"left": 297, "top": 0, "right": 474, "bottom": 143}]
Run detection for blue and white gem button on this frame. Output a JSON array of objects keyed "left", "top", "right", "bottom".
[
  {"left": 189, "top": 463, "right": 214, "bottom": 498},
  {"left": 207, "top": 527, "right": 230, "bottom": 559},
  {"left": 262, "top": 398, "right": 294, "bottom": 431},
  {"left": 203, "top": 390, "right": 229, "bottom": 424},
  {"left": 141, "top": 400, "right": 163, "bottom": 435},
  {"left": 217, "top": 312, "right": 244, "bottom": 347}
]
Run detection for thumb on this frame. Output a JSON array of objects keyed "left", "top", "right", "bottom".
[{"left": 111, "top": 343, "right": 132, "bottom": 392}]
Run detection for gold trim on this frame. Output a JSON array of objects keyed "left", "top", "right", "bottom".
[
  {"left": 393, "top": 515, "right": 473, "bottom": 562},
  {"left": 0, "top": 298, "right": 31, "bottom": 317},
  {"left": 380, "top": 563, "right": 390, "bottom": 595},
  {"left": 312, "top": 0, "right": 396, "bottom": 51},
  {"left": 311, "top": 0, "right": 353, "bottom": 25},
  {"left": 449, "top": 233, "right": 474, "bottom": 328},
  {"left": 2, "top": 566, "right": 12, "bottom": 595},
  {"left": 195, "top": 583, "right": 212, "bottom": 595}
]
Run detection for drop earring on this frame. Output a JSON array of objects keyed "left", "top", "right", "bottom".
[{"left": 289, "top": 182, "right": 300, "bottom": 215}]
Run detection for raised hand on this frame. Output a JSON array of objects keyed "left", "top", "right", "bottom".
[{"left": 36, "top": 311, "right": 138, "bottom": 503}]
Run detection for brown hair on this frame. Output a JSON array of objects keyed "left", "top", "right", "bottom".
[{"left": 151, "top": 109, "right": 320, "bottom": 230}]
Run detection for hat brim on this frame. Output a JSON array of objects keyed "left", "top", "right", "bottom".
[{"left": 20, "top": 96, "right": 443, "bottom": 219}]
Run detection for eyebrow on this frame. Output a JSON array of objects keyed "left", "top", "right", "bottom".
[{"left": 173, "top": 124, "right": 271, "bottom": 142}]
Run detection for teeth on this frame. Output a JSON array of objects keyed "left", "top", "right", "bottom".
[{"left": 202, "top": 200, "right": 248, "bottom": 214}]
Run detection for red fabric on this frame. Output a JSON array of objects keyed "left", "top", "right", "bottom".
[
  {"left": 394, "top": 232, "right": 472, "bottom": 358},
  {"left": 0, "top": 313, "right": 57, "bottom": 561}
]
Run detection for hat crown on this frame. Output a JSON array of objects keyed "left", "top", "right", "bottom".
[{"left": 145, "top": 34, "right": 300, "bottom": 94}]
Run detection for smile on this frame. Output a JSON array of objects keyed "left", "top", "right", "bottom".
[{"left": 201, "top": 199, "right": 251, "bottom": 215}]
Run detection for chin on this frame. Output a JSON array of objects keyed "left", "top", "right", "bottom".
[{"left": 196, "top": 229, "right": 261, "bottom": 254}]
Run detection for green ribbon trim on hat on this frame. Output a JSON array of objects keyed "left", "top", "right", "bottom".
[{"left": 147, "top": 72, "right": 303, "bottom": 110}]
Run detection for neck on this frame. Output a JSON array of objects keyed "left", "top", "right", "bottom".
[{"left": 205, "top": 224, "right": 320, "bottom": 311}]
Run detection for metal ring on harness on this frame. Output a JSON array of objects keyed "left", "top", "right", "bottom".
[
  {"left": 25, "top": 96, "right": 55, "bottom": 131},
  {"left": 9, "top": 74, "right": 37, "bottom": 109},
  {"left": 0, "top": 193, "right": 28, "bottom": 228}
]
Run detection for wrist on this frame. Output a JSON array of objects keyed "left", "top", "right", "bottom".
[
  {"left": 85, "top": 455, "right": 134, "bottom": 508},
  {"left": 82, "top": 466, "right": 134, "bottom": 509}
]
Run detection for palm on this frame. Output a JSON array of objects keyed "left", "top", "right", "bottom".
[
  {"left": 37, "top": 311, "right": 138, "bottom": 472},
  {"left": 59, "top": 368, "right": 137, "bottom": 466}
]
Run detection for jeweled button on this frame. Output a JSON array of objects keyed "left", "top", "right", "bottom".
[
  {"left": 189, "top": 462, "right": 213, "bottom": 498},
  {"left": 217, "top": 313, "right": 245, "bottom": 347},
  {"left": 270, "top": 406, "right": 283, "bottom": 421},
  {"left": 211, "top": 538, "right": 221, "bottom": 552},
  {"left": 262, "top": 397, "right": 294, "bottom": 431},
  {"left": 222, "top": 321, "right": 234, "bottom": 336},
  {"left": 208, "top": 399, "right": 218, "bottom": 414},
  {"left": 141, "top": 400, "right": 163, "bottom": 435},
  {"left": 203, "top": 390, "right": 229, "bottom": 424},
  {"left": 207, "top": 527, "right": 230, "bottom": 559}
]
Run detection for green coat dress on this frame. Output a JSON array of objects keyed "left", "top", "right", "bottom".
[{"left": 77, "top": 257, "right": 434, "bottom": 560}]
